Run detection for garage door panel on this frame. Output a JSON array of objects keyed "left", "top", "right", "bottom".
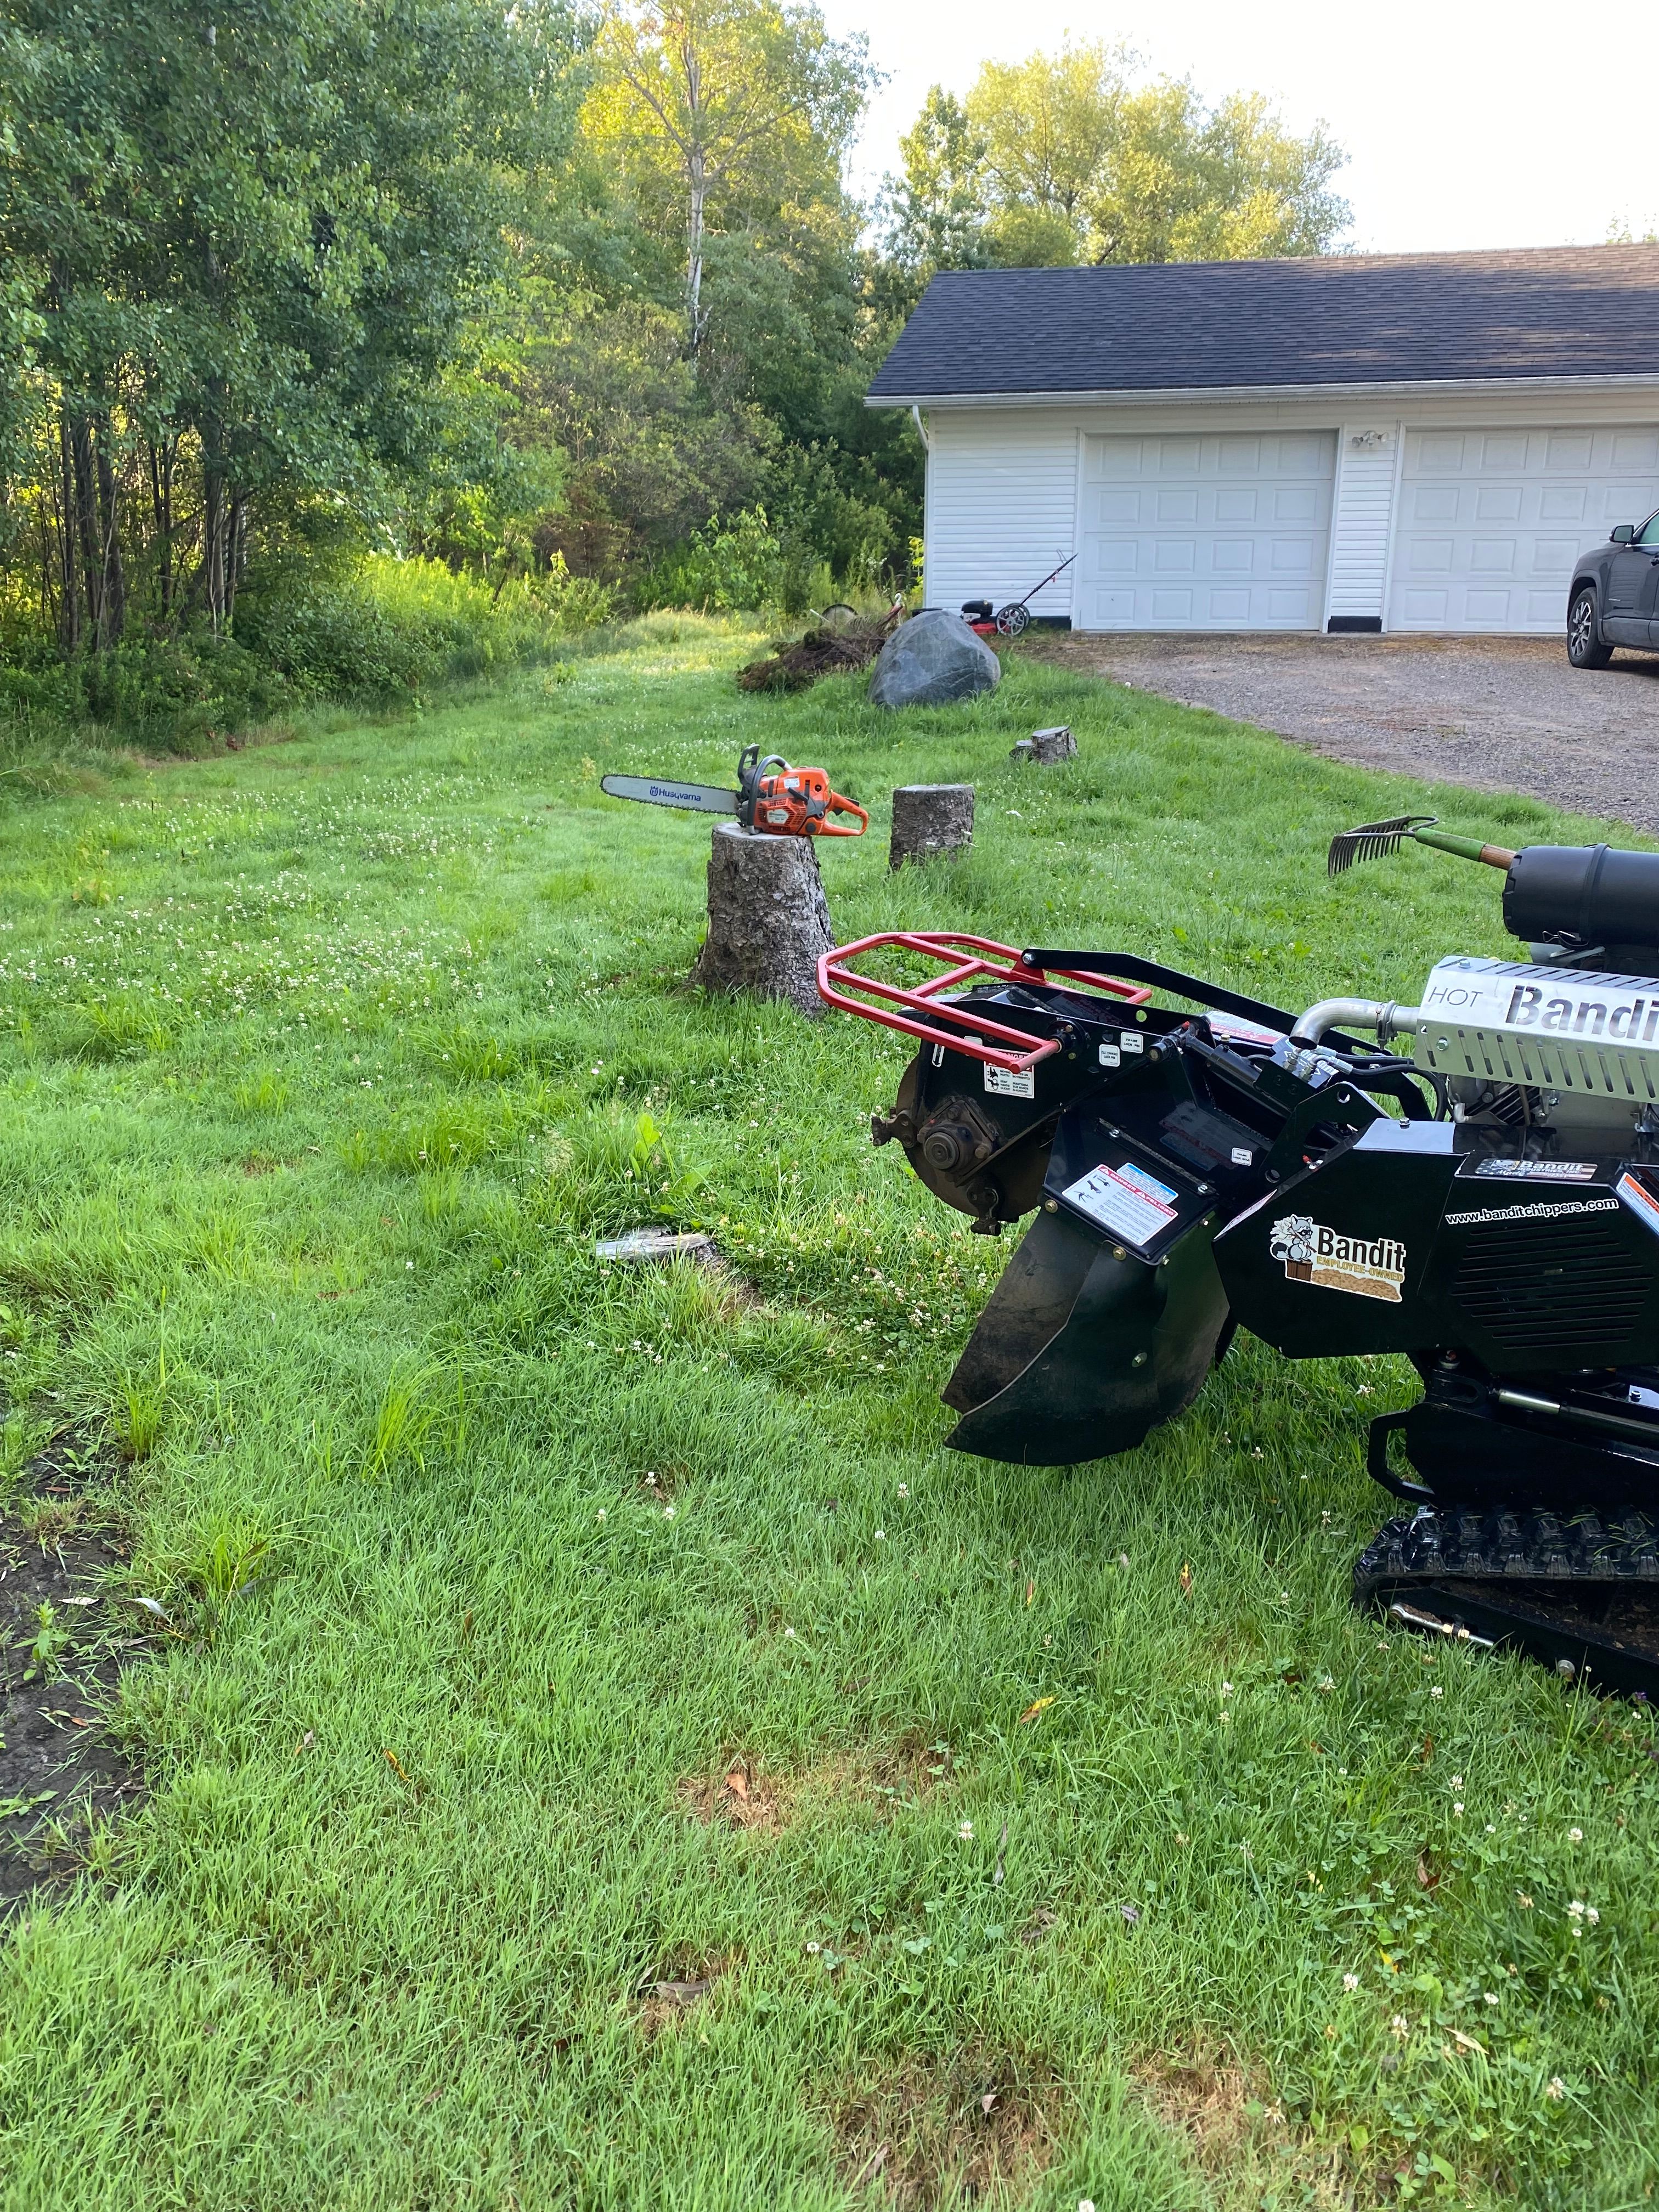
[
  {"left": 1390, "top": 424, "right": 1659, "bottom": 632},
  {"left": 1080, "top": 431, "right": 1335, "bottom": 630}
]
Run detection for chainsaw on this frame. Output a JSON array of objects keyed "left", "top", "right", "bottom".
[
  {"left": 601, "top": 744, "right": 867, "bottom": 837},
  {"left": 820, "top": 826, "right": 1659, "bottom": 1692}
]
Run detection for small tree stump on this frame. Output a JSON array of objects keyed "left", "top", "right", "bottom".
[
  {"left": 690, "top": 822, "right": 832, "bottom": 1017},
  {"left": 1011, "top": 724, "right": 1076, "bottom": 765},
  {"left": 889, "top": 783, "right": 975, "bottom": 870}
]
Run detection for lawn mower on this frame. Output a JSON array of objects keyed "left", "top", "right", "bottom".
[
  {"left": 819, "top": 823, "right": 1659, "bottom": 1691},
  {"left": 962, "top": 554, "right": 1077, "bottom": 637}
]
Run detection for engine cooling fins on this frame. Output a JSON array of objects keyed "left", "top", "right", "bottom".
[{"left": 1356, "top": 1507, "right": 1659, "bottom": 1694}]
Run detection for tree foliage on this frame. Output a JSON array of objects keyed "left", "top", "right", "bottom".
[
  {"left": 884, "top": 42, "right": 1350, "bottom": 276},
  {"left": 0, "top": 3, "right": 1353, "bottom": 719}
]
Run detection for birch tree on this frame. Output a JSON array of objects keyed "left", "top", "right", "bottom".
[{"left": 590, "top": 0, "right": 868, "bottom": 355}]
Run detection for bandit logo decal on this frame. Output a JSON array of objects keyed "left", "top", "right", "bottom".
[{"left": 1269, "top": 1214, "right": 1406, "bottom": 1302}]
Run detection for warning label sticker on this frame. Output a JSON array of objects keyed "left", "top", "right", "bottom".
[
  {"left": 1618, "top": 1172, "right": 1659, "bottom": 1235},
  {"left": 984, "top": 1064, "right": 1035, "bottom": 1099},
  {"left": 1062, "top": 1163, "right": 1180, "bottom": 1248}
]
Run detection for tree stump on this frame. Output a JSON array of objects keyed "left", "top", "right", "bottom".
[
  {"left": 889, "top": 783, "right": 975, "bottom": 870},
  {"left": 690, "top": 822, "right": 833, "bottom": 1017},
  {"left": 1011, "top": 724, "right": 1076, "bottom": 765}
]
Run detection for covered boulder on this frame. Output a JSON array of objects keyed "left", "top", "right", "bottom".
[{"left": 868, "top": 609, "right": 1000, "bottom": 709}]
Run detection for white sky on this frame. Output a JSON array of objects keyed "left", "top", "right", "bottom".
[{"left": 822, "top": 0, "right": 1656, "bottom": 254}]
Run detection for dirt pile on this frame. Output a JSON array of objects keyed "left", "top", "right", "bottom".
[{"left": 737, "top": 604, "right": 902, "bottom": 694}]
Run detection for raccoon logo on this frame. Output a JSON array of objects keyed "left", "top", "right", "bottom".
[{"left": 1269, "top": 1214, "right": 1317, "bottom": 1267}]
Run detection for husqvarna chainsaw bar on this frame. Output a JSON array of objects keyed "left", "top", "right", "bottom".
[{"left": 601, "top": 744, "right": 866, "bottom": 837}]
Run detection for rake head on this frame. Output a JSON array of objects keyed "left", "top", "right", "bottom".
[{"left": 1327, "top": 815, "right": 1440, "bottom": 878}]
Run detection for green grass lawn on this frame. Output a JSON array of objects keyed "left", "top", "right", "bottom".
[{"left": 0, "top": 615, "right": 1653, "bottom": 2211}]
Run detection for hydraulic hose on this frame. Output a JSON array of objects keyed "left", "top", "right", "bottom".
[{"left": 1289, "top": 998, "right": 1423, "bottom": 1048}]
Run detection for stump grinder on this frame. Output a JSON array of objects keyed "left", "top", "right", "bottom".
[{"left": 819, "top": 822, "right": 1659, "bottom": 1691}]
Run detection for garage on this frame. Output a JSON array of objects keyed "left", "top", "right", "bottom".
[
  {"left": 1389, "top": 426, "right": 1659, "bottom": 633},
  {"left": 1077, "top": 430, "right": 1335, "bottom": 631},
  {"left": 869, "top": 246, "right": 1659, "bottom": 637}
]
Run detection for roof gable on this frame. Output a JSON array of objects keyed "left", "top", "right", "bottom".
[{"left": 867, "top": 247, "right": 1659, "bottom": 402}]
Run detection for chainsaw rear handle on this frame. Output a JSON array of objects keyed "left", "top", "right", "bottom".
[{"left": 810, "top": 789, "right": 868, "bottom": 837}]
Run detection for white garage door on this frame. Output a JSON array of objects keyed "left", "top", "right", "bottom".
[
  {"left": 1389, "top": 426, "right": 1659, "bottom": 633},
  {"left": 1078, "top": 431, "right": 1336, "bottom": 630}
]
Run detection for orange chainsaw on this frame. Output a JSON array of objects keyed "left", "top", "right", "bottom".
[{"left": 601, "top": 744, "right": 867, "bottom": 837}]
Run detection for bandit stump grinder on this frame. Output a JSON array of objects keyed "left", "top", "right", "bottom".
[{"left": 819, "top": 825, "right": 1659, "bottom": 1692}]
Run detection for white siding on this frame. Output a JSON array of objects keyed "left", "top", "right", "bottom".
[
  {"left": 911, "top": 386, "right": 1659, "bottom": 636},
  {"left": 923, "top": 412, "right": 1079, "bottom": 619},
  {"left": 1324, "top": 425, "right": 1400, "bottom": 622}
]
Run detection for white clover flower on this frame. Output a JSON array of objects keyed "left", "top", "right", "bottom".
[
  {"left": 1567, "top": 1900, "right": 1584, "bottom": 1920},
  {"left": 595, "top": 1509, "right": 606, "bottom": 1522},
  {"left": 1342, "top": 1972, "right": 1359, "bottom": 1991},
  {"left": 1220, "top": 1681, "right": 1234, "bottom": 1698},
  {"left": 896, "top": 1483, "right": 909, "bottom": 1498},
  {"left": 1453, "top": 1803, "right": 1464, "bottom": 1816},
  {"left": 873, "top": 1528, "right": 885, "bottom": 1542},
  {"left": 1568, "top": 1826, "right": 1583, "bottom": 1843},
  {"left": 1451, "top": 1775, "right": 1464, "bottom": 1788},
  {"left": 1546, "top": 2076, "right": 1566, "bottom": 2101},
  {"left": 1390, "top": 2014, "right": 1410, "bottom": 2038},
  {"left": 1484, "top": 1991, "right": 1499, "bottom": 2005},
  {"left": 1587, "top": 1906, "right": 1600, "bottom": 1925},
  {"left": 958, "top": 1820, "right": 974, "bottom": 1841},
  {"left": 1430, "top": 1685, "right": 1443, "bottom": 1699}
]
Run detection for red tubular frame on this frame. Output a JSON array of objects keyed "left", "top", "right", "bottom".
[{"left": 816, "top": 931, "right": 1151, "bottom": 1074}]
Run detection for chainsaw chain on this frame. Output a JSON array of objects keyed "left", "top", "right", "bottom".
[{"left": 1355, "top": 1506, "right": 1659, "bottom": 1599}]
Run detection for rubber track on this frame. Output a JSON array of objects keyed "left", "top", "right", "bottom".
[{"left": 1356, "top": 1509, "right": 1659, "bottom": 1694}]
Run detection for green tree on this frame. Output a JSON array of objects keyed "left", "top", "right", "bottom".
[
  {"left": 1092, "top": 80, "right": 1350, "bottom": 263},
  {"left": 0, "top": 0, "right": 577, "bottom": 654},
  {"left": 587, "top": 0, "right": 871, "bottom": 354},
  {"left": 885, "top": 43, "right": 1349, "bottom": 274},
  {"left": 881, "top": 88, "right": 989, "bottom": 276}
]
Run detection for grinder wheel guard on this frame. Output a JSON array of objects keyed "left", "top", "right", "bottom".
[{"left": 818, "top": 834, "right": 1659, "bottom": 1694}]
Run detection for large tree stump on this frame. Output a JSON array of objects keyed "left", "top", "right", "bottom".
[
  {"left": 889, "top": 783, "right": 975, "bottom": 870},
  {"left": 1011, "top": 724, "right": 1076, "bottom": 765},
  {"left": 690, "top": 822, "right": 832, "bottom": 1017}
]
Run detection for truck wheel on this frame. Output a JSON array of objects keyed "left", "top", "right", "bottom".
[{"left": 1567, "top": 586, "right": 1612, "bottom": 669}]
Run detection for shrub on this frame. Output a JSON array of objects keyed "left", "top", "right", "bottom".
[{"left": 633, "top": 508, "right": 783, "bottom": 614}]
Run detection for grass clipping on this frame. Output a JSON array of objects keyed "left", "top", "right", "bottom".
[{"left": 736, "top": 605, "right": 901, "bottom": 694}]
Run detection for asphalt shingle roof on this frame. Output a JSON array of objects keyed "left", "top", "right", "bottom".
[{"left": 866, "top": 246, "right": 1659, "bottom": 401}]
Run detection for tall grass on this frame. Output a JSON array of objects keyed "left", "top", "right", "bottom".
[{"left": 0, "top": 622, "right": 1650, "bottom": 2207}]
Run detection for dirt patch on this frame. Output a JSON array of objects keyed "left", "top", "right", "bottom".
[
  {"left": 1, "top": 1436, "right": 149, "bottom": 1908},
  {"left": 830, "top": 2046, "right": 1065, "bottom": 2208},
  {"left": 679, "top": 1757, "right": 791, "bottom": 1836},
  {"left": 1136, "top": 2042, "right": 1360, "bottom": 2209},
  {"left": 678, "top": 1733, "right": 957, "bottom": 1838},
  {"left": 634, "top": 1953, "right": 726, "bottom": 2038}
]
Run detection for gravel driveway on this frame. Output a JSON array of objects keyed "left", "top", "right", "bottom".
[{"left": 1036, "top": 631, "right": 1659, "bottom": 837}]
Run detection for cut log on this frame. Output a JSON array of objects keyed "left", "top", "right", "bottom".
[
  {"left": 1011, "top": 724, "right": 1076, "bottom": 764},
  {"left": 889, "top": 783, "right": 975, "bottom": 870},
  {"left": 690, "top": 822, "right": 833, "bottom": 1017}
]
